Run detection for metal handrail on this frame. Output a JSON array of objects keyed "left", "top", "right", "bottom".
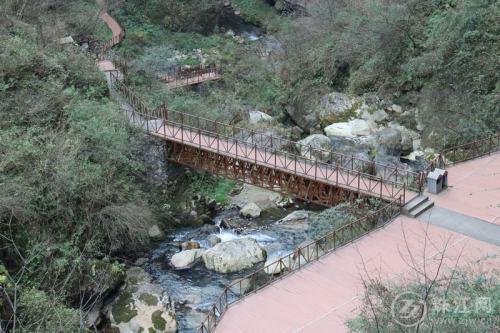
[
  {"left": 423, "top": 134, "right": 499, "bottom": 175},
  {"left": 109, "top": 71, "right": 408, "bottom": 203},
  {"left": 157, "top": 64, "right": 221, "bottom": 87},
  {"left": 110, "top": 72, "right": 419, "bottom": 192},
  {"left": 197, "top": 197, "right": 402, "bottom": 333}
]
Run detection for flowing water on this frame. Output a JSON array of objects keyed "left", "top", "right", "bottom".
[{"left": 144, "top": 206, "right": 319, "bottom": 332}]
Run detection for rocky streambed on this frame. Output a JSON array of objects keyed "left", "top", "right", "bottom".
[{"left": 143, "top": 186, "right": 321, "bottom": 332}]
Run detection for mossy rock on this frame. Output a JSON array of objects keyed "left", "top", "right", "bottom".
[
  {"left": 152, "top": 310, "right": 167, "bottom": 330},
  {"left": 139, "top": 293, "right": 159, "bottom": 306},
  {"left": 111, "top": 290, "right": 137, "bottom": 324}
]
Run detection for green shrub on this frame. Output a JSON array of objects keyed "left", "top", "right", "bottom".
[{"left": 17, "top": 288, "right": 86, "bottom": 333}]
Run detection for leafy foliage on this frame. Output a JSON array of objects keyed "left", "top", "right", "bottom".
[
  {"left": 282, "top": 0, "right": 499, "bottom": 146},
  {"left": 0, "top": 10, "right": 158, "bottom": 331},
  {"left": 348, "top": 269, "right": 500, "bottom": 332}
]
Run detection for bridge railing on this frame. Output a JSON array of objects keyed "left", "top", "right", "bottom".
[
  {"left": 169, "top": 110, "right": 420, "bottom": 191},
  {"left": 197, "top": 196, "right": 402, "bottom": 333},
  {"left": 110, "top": 71, "right": 407, "bottom": 202},
  {"left": 157, "top": 64, "right": 221, "bottom": 87},
  {"left": 162, "top": 111, "right": 407, "bottom": 202}
]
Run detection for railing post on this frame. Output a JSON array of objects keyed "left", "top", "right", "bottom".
[
  {"left": 294, "top": 155, "right": 297, "bottom": 175},
  {"left": 336, "top": 165, "right": 339, "bottom": 186},
  {"left": 254, "top": 143, "right": 257, "bottom": 164},
  {"left": 181, "top": 113, "right": 184, "bottom": 144},
  {"left": 315, "top": 160, "right": 317, "bottom": 180}
]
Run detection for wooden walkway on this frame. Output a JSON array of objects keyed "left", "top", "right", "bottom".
[
  {"left": 158, "top": 70, "right": 222, "bottom": 88},
  {"left": 215, "top": 154, "right": 500, "bottom": 333}
]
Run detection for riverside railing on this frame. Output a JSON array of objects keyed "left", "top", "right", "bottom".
[
  {"left": 157, "top": 64, "right": 221, "bottom": 88},
  {"left": 423, "top": 134, "right": 499, "bottom": 175},
  {"left": 109, "top": 71, "right": 408, "bottom": 203},
  {"left": 197, "top": 197, "right": 402, "bottom": 333}
]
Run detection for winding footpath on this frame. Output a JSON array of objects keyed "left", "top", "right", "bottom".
[{"left": 95, "top": 4, "right": 499, "bottom": 332}]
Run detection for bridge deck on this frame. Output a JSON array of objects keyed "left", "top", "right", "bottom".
[
  {"left": 160, "top": 72, "right": 222, "bottom": 88},
  {"left": 151, "top": 123, "right": 417, "bottom": 203}
]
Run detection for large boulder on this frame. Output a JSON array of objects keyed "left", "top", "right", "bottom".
[
  {"left": 239, "top": 202, "right": 262, "bottom": 218},
  {"left": 231, "top": 184, "right": 282, "bottom": 212},
  {"left": 318, "top": 92, "right": 360, "bottom": 125},
  {"left": 387, "top": 122, "right": 421, "bottom": 155},
  {"left": 202, "top": 238, "right": 267, "bottom": 273},
  {"left": 296, "top": 134, "right": 332, "bottom": 162},
  {"left": 109, "top": 268, "right": 177, "bottom": 333},
  {"left": 285, "top": 104, "right": 317, "bottom": 132},
  {"left": 170, "top": 249, "right": 204, "bottom": 270},
  {"left": 376, "top": 128, "right": 402, "bottom": 156},
  {"left": 248, "top": 110, "right": 274, "bottom": 125},
  {"left": 324, "top": 122, "right": 353, "bottom": 138},
  {"left": 324, "top": 119, "right": 376, "bottom": 137}
]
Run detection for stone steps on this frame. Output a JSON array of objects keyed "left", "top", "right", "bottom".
[{"left": 403, "top": 195, "right": 434, "bottom": 218}]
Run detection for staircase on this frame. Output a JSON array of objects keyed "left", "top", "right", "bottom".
[{"left": 402, "top": 195, "right": 434, "bottom": 217}]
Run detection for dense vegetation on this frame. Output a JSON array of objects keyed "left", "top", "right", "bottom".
[
  {"left": 282, "top": 0, "right": 499, "bottom": 146},
  {"left": 348, "top": 267, "right": 499, "bottom": 332},
  {"left": 0, "top": 2, "right": 166, "bottom": 331},
  {"left": 114, "top": 0, "right": 498, "bottom": 147}
]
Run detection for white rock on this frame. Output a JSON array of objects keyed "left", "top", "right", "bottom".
[
  {"left": 109, "top": 268, "right": 177, "bottom": 333},
  {"left": 239, "top": 202, "right": 261, "bottom": 218},
  {"left": 390, "top": 104, "right": 403, "bottom": 113},
  {"left": 324, "top": 122, "right": 354, "bottom": 137},
  {"left": 401, "top": 150, "right": 425, "bottom": 161},
  {"left": 350, "top": 119, "right": 375, "bottom": 136},
  {"left": 203, "top": 238, "right": 266, "bottom": 273},
  {"left": 296, "top": 134, "right": 332, "bottom": 161},
  {"left": 280, "top": 210, "right": 310, "bottom": 223},
  {"left": 248, "top": 110, "right": 273, "bottom": 124},
  {"left": 170, "top": 249, "right": 204, "bottom": 270},
  {"left": 325, "top": 119, "right": 375, "bottom": 137},
  {"left": 231, "top": 184, "right": 282, "bottom": 211}
]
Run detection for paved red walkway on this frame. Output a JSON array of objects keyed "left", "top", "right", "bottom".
[
  {"left": 215, "top": 216, "right": 499, "bottom": 333},
  {"left": 426, "top": 152, "right": 500, "bottom": 224},
  {"left": 215, "top": 153, "right": 500, "bottom": 333}
]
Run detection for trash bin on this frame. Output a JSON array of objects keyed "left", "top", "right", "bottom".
[
  {"left": 427, "top": 170, "right": 443, "bottom": 194},
  {"left": 435, "top": 168, "right": 448, "bottom": 189}
]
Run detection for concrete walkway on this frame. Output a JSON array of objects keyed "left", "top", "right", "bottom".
[{"left": 418, "top": 206, "right": 500, "bottom": 246}]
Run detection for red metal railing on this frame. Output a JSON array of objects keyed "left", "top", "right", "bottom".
[
  {"left": 197, "top": 197, "right": 402, "bottom": 333},
  {"left": 422, "top": 134, "right": 499, "bottom": 175},
  {"left": 157, "top": 64, "right": 221, "bottom": 88},
  {"left": 110, "top": 71, "right": 408, "bottom": 203}
]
